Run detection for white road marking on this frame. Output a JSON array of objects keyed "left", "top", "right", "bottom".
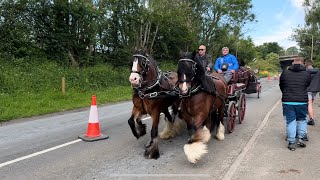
[
  {"left": 110, "top": 174, "right": 210, "bottom": 177},
  {"left": 221, "top": 99, "right": 281, "bottom": 180},
  {"left": 0, "top": 139, "right": 82, "bottom": 168},
  {"left": 0, "top": 113, "right": 156, "bottom": 168}
]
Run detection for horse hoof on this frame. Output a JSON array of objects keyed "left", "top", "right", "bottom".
[
  {"left": 137, "top": 124, "right": 147, "bottom": 137},
  {"left": 159, "top": 130, "right": 176, "bottom": 139},
  {"left": 144, "top": 148, "right": 160, "bottom": 159},
  {"left": 133, "top": 134, "right": 141, "bottom": 139}
]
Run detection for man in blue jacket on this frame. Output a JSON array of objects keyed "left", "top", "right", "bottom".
[{"left": 214, "top": 47, "right": 239, "bottom": 83}]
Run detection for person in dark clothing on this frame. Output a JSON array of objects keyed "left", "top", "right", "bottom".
[
  {"left": 305, "top": 61, "right": 319, "bottom": 125},
  {"left": 195, "top": 45, "right": 213, "bottom": 72},
  {"left": 280, "top": 57, "right": 311, "bottom": 151},
  {"left": 194, "top": 45, "right": 215, "bottom": 94}
]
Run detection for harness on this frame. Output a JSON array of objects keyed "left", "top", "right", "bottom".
[
  {"left": 132, "top": 54, "right": 177, "bottom": 99},
  {"left": 177, "top": 58, "right": 227, "bottom": 103}
]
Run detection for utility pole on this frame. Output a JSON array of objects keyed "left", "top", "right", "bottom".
[{"left": 303, "top": 33, "right": 314, "bottom": 61}]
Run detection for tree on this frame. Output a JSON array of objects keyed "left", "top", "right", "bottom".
[
  {"left": 286, "top": 46, "right": 299, "bottom": 56},
  {"left": 189, "top": 0, "right": 255, "bottom": 57},
  {"left": 292, "top": 0, "right": 320, "bottom": 62},
  {"left": 256, "top": 42, "right": 284, "bottom": 59},
  {"left": 234, "top": 38, "right": 257, "bottom": 64},
  {"left": 0, "top": 0, "right": 37, "bottom": 59}
]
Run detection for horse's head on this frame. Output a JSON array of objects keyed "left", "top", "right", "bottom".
[
  {"left": 129, "top": 49, "right": 151, "bottom": 87},
  {"left": 177, "top": 51, "right": 197, "bottom": 96}
]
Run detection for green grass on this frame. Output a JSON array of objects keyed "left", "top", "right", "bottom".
[
  {"left": 0, "top": 58, "right": 177, "bottom": 121},
  {"left": 0, "top": 87, "right": 132, "bottom": 121}
]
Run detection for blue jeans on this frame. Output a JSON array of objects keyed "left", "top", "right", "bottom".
[
  {"left": 282, "top": 104, "right": 308, "bottom": 144},
  {"left": 222, "top": 71, "right": 233, "bottom": 83}
]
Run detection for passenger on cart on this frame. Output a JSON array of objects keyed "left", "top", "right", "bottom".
[
  {"left": 194, "top": 45, "right": 216, "bottom": 94},
  {"left": 214, "top": 47, "right": 239, "bottom": 83}
]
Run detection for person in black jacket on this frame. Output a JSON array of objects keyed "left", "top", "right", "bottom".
[
  {"left": 194, "top": 45, "right": 215, "bottom": 94},
  {"left": 305, "top": 61, "right": 319, "bottom": 126},
  {"left": 280, "top": 57, "right": 311, "bottom": 151},
  {"left": 195, "top": 45, "right": 213, "bottom": 72}
]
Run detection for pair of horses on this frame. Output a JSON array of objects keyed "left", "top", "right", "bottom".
[{"left": 128, "top": 50, "right": 227, "bottom": 163}]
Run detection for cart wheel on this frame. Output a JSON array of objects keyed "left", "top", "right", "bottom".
[
  {"left": 238, "top": 93, "right": 246, "bottom": 124},
  {"left": 227, "top": 101, "right": 237, "bottom": 133}
]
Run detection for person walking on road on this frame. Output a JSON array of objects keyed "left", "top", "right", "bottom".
[
  {"left": 280, "top": 57, "right": 311, "bottom": 151},
  {"left": 305, "top": 61, "right": 319, "bottom": 126}
]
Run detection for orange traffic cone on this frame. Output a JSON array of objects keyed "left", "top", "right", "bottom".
[
  {"left": 79, "top": 95, "right": 109, "bottom": 142},
  {"left": 274, "top": 75, "right": 277, "bottom": 80},
  {"left": 267, "top": 75, "right": 271, "bottom": 81}
]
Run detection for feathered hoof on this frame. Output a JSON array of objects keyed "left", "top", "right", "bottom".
[
  {"left": 184, "top": 142, "right": 208, "bottom": 163},
  {"left": 201, "top": 126, "right": 211, "bottom": 144},
  {"left": 215, "top": 122, "right": 225, "bottom": 141},
  {"left": 159, "top": 129, "right": 176, "bottom": 139},
  {"left": 160, "top": 122, "right": 176, "bottom": 139},
  {"left": 173, "top": 117, "right": 186, "bottom": 135}
]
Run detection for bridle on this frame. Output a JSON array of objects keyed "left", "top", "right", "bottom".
[
  {"left": 177, "top": 59, "right": 197, "bottom": 83},
  {"left": 176, "top": 59, "right": 201, "bottom": 97},
  {"left": 131, "top": 54, "right": 150, "bottom": 76},
  {"left": 131, "top": 54, "right": 163, "bottom": 98}
]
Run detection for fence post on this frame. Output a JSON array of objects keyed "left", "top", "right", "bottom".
[{"left": 62, "top": 77, "right": 66, "bottom": 96}]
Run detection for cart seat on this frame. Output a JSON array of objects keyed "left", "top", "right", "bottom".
[
  {"left": 228, "top": 71, "right": 238, "bottom": 84},
  {"left": 235, "top": 83, "right": 246, "bottom": 89}
]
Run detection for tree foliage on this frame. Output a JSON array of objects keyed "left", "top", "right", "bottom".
[
  {"left": 0, "top": 0, "right": 255, "bottom": 67},
  {"left": 292, "top": 0, "right": 320, "bottom": 62},
  {"left": 255, "top": 42, "right": 283, "bottom": 59}
]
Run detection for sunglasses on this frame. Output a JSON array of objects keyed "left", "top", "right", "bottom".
[{"left": 198, "top": 49, "right": 204, "bottom": 51}]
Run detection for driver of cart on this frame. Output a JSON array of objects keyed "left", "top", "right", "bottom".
[{"left": 214, "top": 47, "right": 239, "bottom": 83}]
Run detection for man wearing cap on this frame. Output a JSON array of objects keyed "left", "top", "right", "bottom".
[{"left": 214, "top": 47, "right": 239, "bottom": 83}]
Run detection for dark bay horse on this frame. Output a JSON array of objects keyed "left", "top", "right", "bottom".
[
  {"left": 128, "top": 50, "right": 184, "bottom": 159},
  {"left": 176, "top": 52, "right": 227, "bottom": 163}
]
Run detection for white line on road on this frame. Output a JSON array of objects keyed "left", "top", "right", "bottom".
[
  {"left": 221, "top": 99, "right": 281, "bottom": 180},
  {"left": 0, "top": 139, "right": 82, "bottom": 168},
  {"left": 110, "top": 174, "right": 211, "bottom": 177},
  {"left": 0, "top": 115, "right": 153, "bottom": 169}
]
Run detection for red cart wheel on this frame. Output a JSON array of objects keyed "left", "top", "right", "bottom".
[
  {"left": 238, "top": 93, "right": 246, "bottom": 124},
  {"left": 227, "top": 101, "right": 237, "bottom": 133}
]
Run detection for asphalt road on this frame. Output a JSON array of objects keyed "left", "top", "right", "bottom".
[{"left": 0, "top": 78, "right": 283, "bottom": 180}]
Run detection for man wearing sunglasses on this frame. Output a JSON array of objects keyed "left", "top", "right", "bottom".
[
  {"left": 196, "top": 45, "right": 213, "bottom": 73},
  {"left": 194, "top": 45, "right": 215, "bottom": 94},
  {"left": 214, "top": 47, "right": 239, "bottom": 83}
]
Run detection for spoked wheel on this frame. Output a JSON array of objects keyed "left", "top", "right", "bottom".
[
  {"left": 227, "top": 101, "right": 237, "bottom": 133},
  {"left": 238, "top": 93, "right": 246, "bottom": 124}
]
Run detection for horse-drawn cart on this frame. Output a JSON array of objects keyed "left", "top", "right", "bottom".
[
  {"left": 244, "top": 72, "right": 262, "bottom": 98},
  {"left": 225, "top": 72, "right": 247, "bottom": 133},
  {"left": 224, "top": 67, "right": 261, "bottom": 133}
]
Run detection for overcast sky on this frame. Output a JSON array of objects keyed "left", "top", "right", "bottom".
[{"left": 245, "top": 0, "right": 305, "bottom": 49}]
